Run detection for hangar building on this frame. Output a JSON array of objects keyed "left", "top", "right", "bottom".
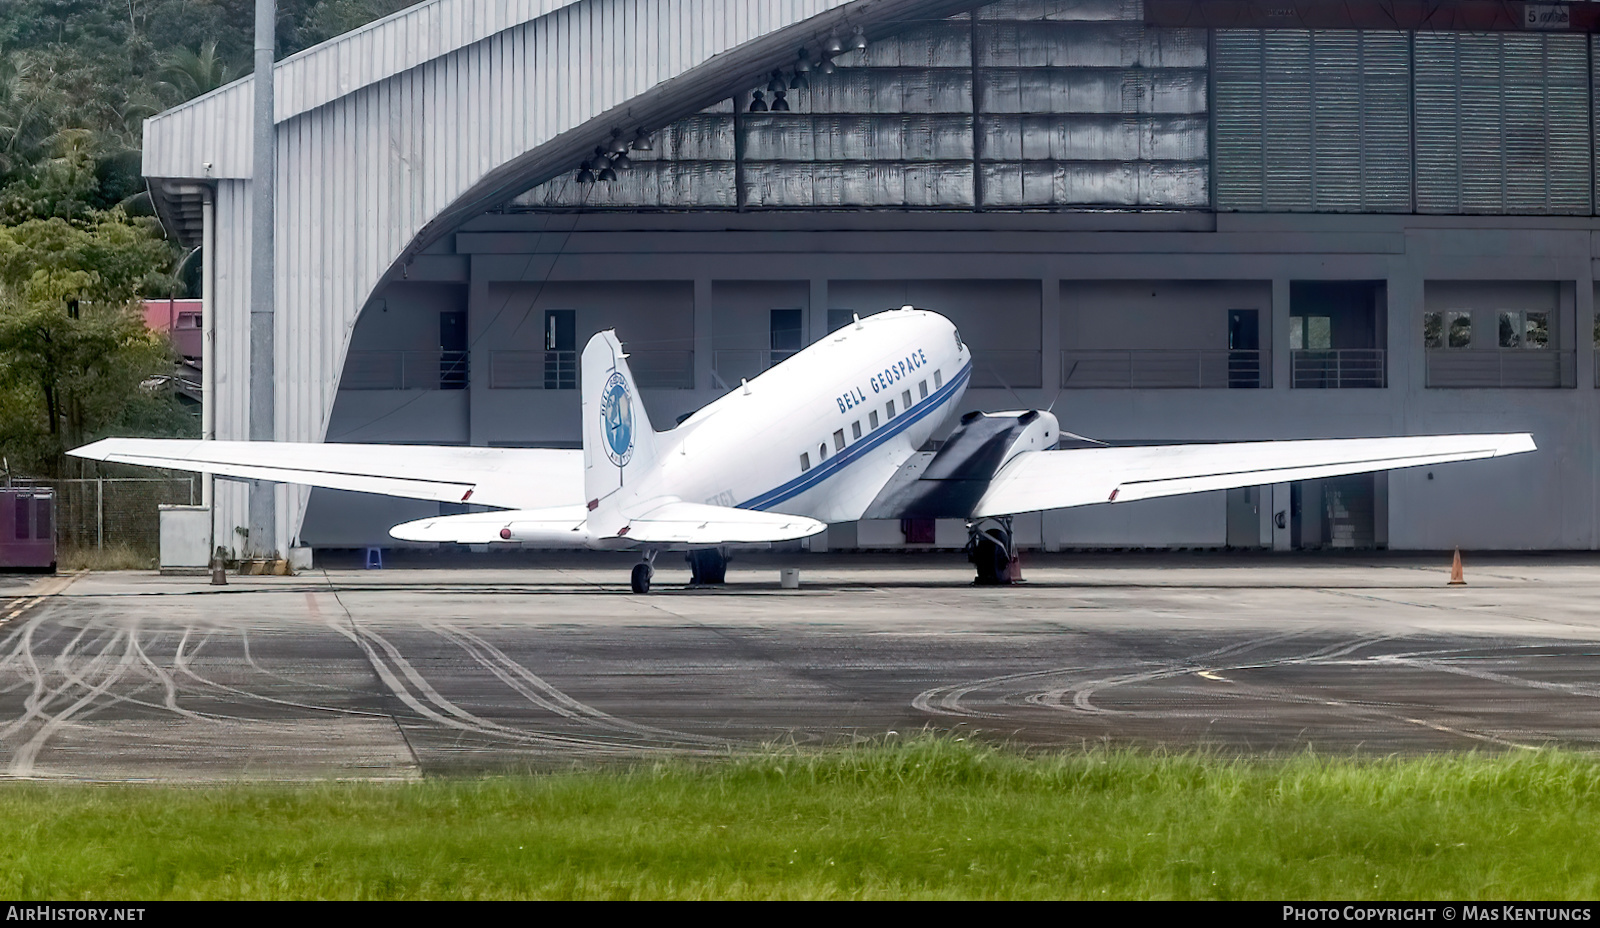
[{"left": 143, "top": 0, "right": 1600, "bottom": 555}]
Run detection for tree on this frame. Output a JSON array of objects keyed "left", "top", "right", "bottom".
[
  {"left": 157, "top": 38, "right": 231, "bottom": 103},
  {"left": 0, "top": 210, "right": 189, "bottom": 476}
]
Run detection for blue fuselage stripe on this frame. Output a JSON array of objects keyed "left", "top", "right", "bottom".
[{"left": 738, "top": 361, "right": 972, "bottom": 512}]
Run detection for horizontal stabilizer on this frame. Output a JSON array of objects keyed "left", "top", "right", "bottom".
[
  {"left": 390, "top": 506, "right": 588, "bottom": 544},
  {"left": 975, "top": 433, "right": 1536, "bottom": 518},
  {"left": 618, "top": 500, "right": 826, "bottom": 544},
  {"left": 69, "top": 438, "right": 583, "bottom": 510}
]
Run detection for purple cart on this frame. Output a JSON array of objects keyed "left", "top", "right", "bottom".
[{"left": 1, "top": 488, "right": 56, "bottom": 573}]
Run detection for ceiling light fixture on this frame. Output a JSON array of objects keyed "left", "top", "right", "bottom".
[
  {"left": 850, "top": 25, "right": 867, "bottom": 51},
  {"left": 749, "top": 89, "right": 768, "bottom": 112}
]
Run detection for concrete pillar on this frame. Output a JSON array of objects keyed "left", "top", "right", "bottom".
[
  {"left": 809, "top": 278, "right": 828, "bottom": 345},
  {"left": 1569, "top": 280, "right": 1590, "bottom": 390},
  {"left": 1271, "top": 278, "right": 1291, "bottom": 390},
  {"left": 1040, "top": 278, "right": 1061, "bottom": 396},
  {"left": 467, "top": 256, "right": 491, "bottom": 445},
  {"left": 694, "top": 278, "right": 714, "bottom": 390}
]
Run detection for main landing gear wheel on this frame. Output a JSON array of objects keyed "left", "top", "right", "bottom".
[
  {"left": 630, "top": 562, "right": 653, "bottom": 594},
  {"left": 968, "top": 518, "right": 1020, "bottom": 586},
  {"left": 687, "top": 548, "right": 728, "bottom": 586}
]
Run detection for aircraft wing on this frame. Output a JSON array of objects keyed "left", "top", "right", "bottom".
[
  {"left": 973, "top": 433, "right": 1536, "bottom": 518},
  {"left": 619, "top": 500, "right": 826, "bottom": 544},
  {"left": 69, "top": 438, "right": 582, "bottom": 510}
]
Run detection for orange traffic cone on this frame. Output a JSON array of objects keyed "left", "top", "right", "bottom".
[{"left": 1448, "top": 548, "right": 1466, "bottom": 585}]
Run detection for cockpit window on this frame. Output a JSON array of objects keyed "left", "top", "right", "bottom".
[{"left": 953, "top": 328, "right": 963, "bottom": 351}]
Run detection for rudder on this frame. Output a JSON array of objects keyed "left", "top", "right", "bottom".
[{"left": 581, "top": 331, "right": 659, "bottom": 519}]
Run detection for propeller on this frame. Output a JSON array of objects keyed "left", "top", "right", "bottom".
[{"left": 981, "top": 361, "right": 1108, "bottom": 448}]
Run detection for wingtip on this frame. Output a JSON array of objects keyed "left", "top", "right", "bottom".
[{"left": 1498, "top": 433, "right": 1537, "bottom": 456}]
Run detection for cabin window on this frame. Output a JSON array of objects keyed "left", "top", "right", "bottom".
[
  {"left": 851, "top": 421, "right": 862, "bottom": 440},
  {"left": 934, "top": 370, "right": 942, "bottom": 388},
  {"left": 800, "top": 452, "right": 810, "bottom": 472},
  {"left": 918, "top": 380, "right": 928, "bottom": 399},
  {"left": 34, "top": 497, "right": 49, "bottom": 540},
  {"left": 869, "top": 411, "right": 880, "bottom": 429},
  {"left": 13, "top": 496, "right": 26, "bottom": 539},
  {"left": 833, "top": 430, "right": 845, "bottom": 452},
  {"left": 886, "top": 400, "right": 896, "bottom": 419},
  {"left": 902, "top": 389, "right": 913, "bottom": 409}
]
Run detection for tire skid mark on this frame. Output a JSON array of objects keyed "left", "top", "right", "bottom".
[
  {"left": 0, "top": 615, "right": 102, "bottom": 743},
  {"left": 1372, "top": 653, "right": 1600, "bottom": 700},
  {"left": 8, "top": 629, "right": 139, "bottom": 777},
  {"left": 913, "top": 629, "right": 1319, "bottom": 719},
  {"left": 1046, "top": 635, "right": 1392, "bottom": 715},
  {"left": 432, "top": 624, "right": 726, "bottom": 747},
  {"left": 313, "top": 587, "right": 660, "bottom": 754}
]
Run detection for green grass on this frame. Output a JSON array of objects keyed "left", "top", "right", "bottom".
[
  {"left": 58, "top": 543, "right": 155, "bottom": 572},
  {"left": 2, "top": 739, "right": 1599, "bottom": 899}
]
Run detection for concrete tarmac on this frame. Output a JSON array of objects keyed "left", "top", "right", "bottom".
[{"left": 3, "top": 553, "right": 1600, "bottom": 780}]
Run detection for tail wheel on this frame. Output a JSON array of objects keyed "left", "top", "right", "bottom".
[{"left": 630, "top": 562, "right": 652, "bottom": 594}]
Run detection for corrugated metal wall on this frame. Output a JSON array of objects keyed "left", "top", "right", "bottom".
[
  {"left": 514, "top": 0, "right": 1210, "bottom": 210},
  {"left": 1216, "top": 28, "right": 1594, "bottom": 215},
  {"left": 147, "top": 0, "right": 862, "bottom": 546},
  {"left": 1214, "top": 30, "right": 1411, "bottom": 212},
  {"left": 1414, "top": 31, "right": 1591, "bottom": 215}
]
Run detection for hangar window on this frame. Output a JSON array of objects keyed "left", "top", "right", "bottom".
[
  {"left": 834, "top": 430, "right": 846, "bottom": 452},
  {"left": 800, "top": 452, "right": 810, "bottom": 472},
  {"left": 902, "top": 389, "right": 913, "bottom": 409},
  {"left": 869, "top": 411, "right": 880, "bottom": 430},
  {"left": 918, "top": 380, "right": 928, "bottom": 399},
  {"left": 886, "top": 400, "right": 896, "bottom": 419},
  {"left": 852, "top": 421, "right": 862, "bottom": 440},
  {"left": 1499, "top": 312, "right": 1550, "bottom": 349},
  {"left": 1427, "top": 311, "right": 1473, "bottom": 348}
]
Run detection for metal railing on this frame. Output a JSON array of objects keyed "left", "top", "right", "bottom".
[
  {"left": 1060, "top": 350, "right": 1270, "bottom": 389},
  {"left": 969, "top": 349, "right": 1042, "bottom": 389},
  {"left": 342, "top": 350, "right": 468, "bottom": 390},
  {"left": 1426, "top": 350, "right": 1575, "bottom": 389},
  {"left": 490, "top": 349, "right": 694, "bottom": 389},
  {"left": 1291, "top": 349, "right": 1386, "bottom": 389},
  {"left": 712, "top": 349, "right": 777, "bottom": 387}
]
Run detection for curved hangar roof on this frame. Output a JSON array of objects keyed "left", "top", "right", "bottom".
[{"left": 145, "top": 0, "right": 966, "bottom": 540}]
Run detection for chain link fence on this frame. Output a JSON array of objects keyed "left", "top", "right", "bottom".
[{"left": 14, "top": 477, "right": 197, "bottom": 555}]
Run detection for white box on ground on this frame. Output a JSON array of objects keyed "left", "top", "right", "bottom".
[{"left": 159, "top": 505, "right": 211, "bottom": 569}]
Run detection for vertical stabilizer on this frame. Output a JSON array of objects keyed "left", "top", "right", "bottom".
[{"left": 581, "top": 331, "right": 660, "bottom": 534}]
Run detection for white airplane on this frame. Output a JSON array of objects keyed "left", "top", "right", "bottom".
[{"left": 72, "top": 307, "right": 1535, "bottom": 592}]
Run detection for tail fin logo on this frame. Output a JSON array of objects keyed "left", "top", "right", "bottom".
[{"left": 600, "top": 371, "right": 635, "bottom": 466}]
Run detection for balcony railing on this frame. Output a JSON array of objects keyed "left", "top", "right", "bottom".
[
  {"left": 489, "top": 349, "right": 694, "bottom": 389},
  {"left": 969, "top": 349, "right": 1042, "bottom": 389},
  {"left": 714, "top": 348, "right": 1041, "bottom": 390},
  {"left": 1426, "top": 350, "right": 1575, "bottom": 388},
  {"left": 1060, "top": 350, "right": 1270, "bottom": 389},
  {"left": 343, "top": 350, "right": 467, "bottom": 390},
  {"left": 1291, "top": 349, "right": 1386, "bottom": 389}
]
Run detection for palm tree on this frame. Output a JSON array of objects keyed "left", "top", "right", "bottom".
[{"left": 157, "top": 40, "right": 232, "bottom": 104}]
